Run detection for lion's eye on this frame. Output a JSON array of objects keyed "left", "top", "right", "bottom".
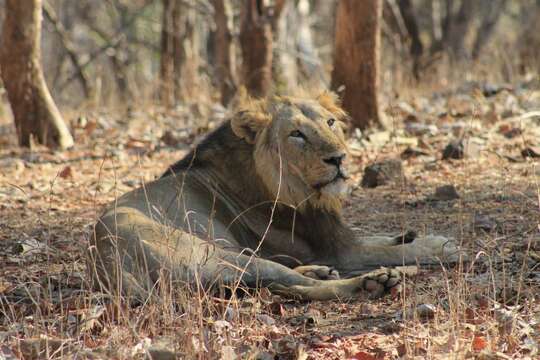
[
  {"left": 289, "top": 130, "right": 305, "bottom": 139},
  {"left": 327, "top": 118, "right": 335, "bottom": 127}
]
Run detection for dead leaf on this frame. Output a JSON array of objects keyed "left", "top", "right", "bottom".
[
  {"left": 350, "top": 351, "right": 376, "bottom": 360},
  {"left": 58, "top": 166, "right": 73, "bottom": 179},
  {"left": 472, "top": 335, "right": 488, "bottom": 352},
  {"left": 396, "top": 343, "right": 407, "bottom": 357}
]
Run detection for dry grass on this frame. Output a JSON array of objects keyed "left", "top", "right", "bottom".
[{"left": 1, "top": 81, "right": 539, "bottom": 359}]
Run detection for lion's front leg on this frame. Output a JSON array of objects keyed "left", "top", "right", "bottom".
[
  {"left": 335, "top": 234, "right": 461, "bottom": 272},
  {"left": 355, "top": 230, "right": 417, "bottom": 247}
]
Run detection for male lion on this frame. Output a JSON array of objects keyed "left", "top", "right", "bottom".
[{"left": 88, "top": 93, "right": 458, "bottom": 301}]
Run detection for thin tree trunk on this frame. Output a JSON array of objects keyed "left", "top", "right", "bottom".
[
  {"left": 331, "top": 0, "right": 383, "bottom": 130},
  {"left": 240, "top": 0, "right": 273, "bottom": 98},
  {"left": 447, "top": 0, "right": 474, "bottom": 59},
  {"left": 160, "top": 0, "right": 183, "bottom": 106},
  {"left": 212, "top": 0, "right": 236, "bottom": 105},
  {"left": 397, "top": 0, "right": 423, "bottom": 78},
  {"left": 0, "top": 0, "right": 74, "bottom": 149},
  {"left": 178, "top": 5, "right": 200, "bottom": 101},
  {"left": 472, "top": 0, "right": 506, "bottom": 60}
]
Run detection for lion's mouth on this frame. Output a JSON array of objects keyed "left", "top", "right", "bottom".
[{"left": 313, "top": 168, "right": 350, "bottom": 190}]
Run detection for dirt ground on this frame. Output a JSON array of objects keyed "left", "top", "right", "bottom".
[{"left": 1, "top": 81, "right": 539, "bottom": 359}]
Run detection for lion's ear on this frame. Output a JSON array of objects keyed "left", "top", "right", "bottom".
[
  {"left": 231, "top": 108, "right": 271, "bottom": 144},
  {"left": 317, "top": 91, "right": 348, "bottom": 120}
]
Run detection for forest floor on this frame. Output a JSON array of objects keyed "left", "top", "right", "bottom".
[{"left": 1, "top": 80, "right": 539, "bottom": 359}]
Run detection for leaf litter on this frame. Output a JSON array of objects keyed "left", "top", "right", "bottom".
[{"left": 0, "top": 83, "right": 539, "bottom": 358}]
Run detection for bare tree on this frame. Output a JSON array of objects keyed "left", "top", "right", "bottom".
[
  {"left": 240, "top": 0, "right": 274, "bottom": 98},
  {"left": 42, "top": 0, "right": 92, "bottom": 98},
  {"left": 0, "top": 0, "right": 74, "bottom": 149},
  {"left": 430, "top": 0, "right": 475, "bottom": 59},
  {"left": 446, "top": 0, "right": 474, "bottom": 59},
  {"left": 397, "top": 0, "right": 423, "bottom": 77},
  {"left": 212, "top": 0, "right": 237, "bottom": 105},
  {"left": 331, "top": 0, "right": 383, "bottom": 130},
  {"left": 472, "top": 0, "right": 507, "bottom": 60}
]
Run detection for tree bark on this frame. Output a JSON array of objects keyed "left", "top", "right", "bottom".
[
  {"left": 240, "top": 0, "right": 273, "bottom": 98},
  {"left": 0, "top": 0, "right": 74, "bottom": 149},
  {"left": 212, "top": 0, "right": 236, "bottom": 105},
  {"left": 331, "top": 0, "right": 383, "bottom": 130}
]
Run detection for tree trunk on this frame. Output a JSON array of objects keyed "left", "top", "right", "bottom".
[
  {"left": 240, "top": 0, "right": 273, "bottom": 98},
  {"left": 397, "top": 0, "right": 423, "bottom": 78},
  {"left": 212, "top": 0, "right": 237, "bottom": 105},
  {"left": 472, "top": 0, "right": 507, "bottom": 60},
  {"left": 159, "top": 0, "right": 199, "bottom": 105},
  {"left": 446, "top": 0, "right": 474, "bottom": 59},
  {"left": 0, "top": 0, "right": 74, "bottom": 149},
  {"left": 160, "top": 0, "right": 183, "bottom": 106},
  {"left": 331, "top": 0, "right": 383, "bottom": 130}
]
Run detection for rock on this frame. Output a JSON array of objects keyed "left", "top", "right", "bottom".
[
  {"left": 12, "top": 237, "right": 47, "bottom": 256},
  {"left": 361, "top": 159, "right": 404, "bottom": 188},
  {"left": 442, "top": 140, "right": 464, "bottom": 160},
  {"left": 474, "top": 214, "right": 498, "bottom": 232},
  {"left": 415, "top": 304, "right": 437, "bottom": 320},
  {"left": 432, "top": 185, "right": 460, "bottom": 201},
  {"left": 522, "top": 146, "right": 540, "bottom": 158},
  {"left": 442, "top": 138, "right": 483, "bottom": 160}
]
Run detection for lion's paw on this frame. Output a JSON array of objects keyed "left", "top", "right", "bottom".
[
  {"left": 359, "top": 267, "right": 401, "bottom": 299},
  {"left": 294, "top": 265, "right": 340, "bottom": 280}
]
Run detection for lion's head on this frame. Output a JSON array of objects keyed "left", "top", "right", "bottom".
[{"left": 231, "top": 92, "right": 350, "bottom": 212}]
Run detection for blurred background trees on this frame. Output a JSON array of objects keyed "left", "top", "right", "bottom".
[{"left": 0, "top": 0, "right": 538, "bottom": 149}]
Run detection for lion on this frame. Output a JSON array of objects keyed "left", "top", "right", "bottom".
[{"left": 88, "top": 92, "right": 458, "bottom": 301}]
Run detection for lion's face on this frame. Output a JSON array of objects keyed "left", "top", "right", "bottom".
[{"left": 231, "top": 93, "right": 350, "bottom": 211}]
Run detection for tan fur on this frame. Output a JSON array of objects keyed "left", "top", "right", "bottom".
[{"left": 89, "top": 93, "right": 460, "bottom": 302}]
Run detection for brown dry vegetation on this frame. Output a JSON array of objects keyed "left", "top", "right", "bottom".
[{"left": 1, "top": 79, "right": 539, "bottom": 359}]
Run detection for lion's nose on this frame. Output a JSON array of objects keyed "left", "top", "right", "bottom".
[{"left": 323, "top": 153, "right": 346, "bottom": 167}]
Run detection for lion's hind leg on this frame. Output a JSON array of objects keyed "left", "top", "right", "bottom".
[{"left": 271, "top": 267, "right": 401, "bottom": 301}]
